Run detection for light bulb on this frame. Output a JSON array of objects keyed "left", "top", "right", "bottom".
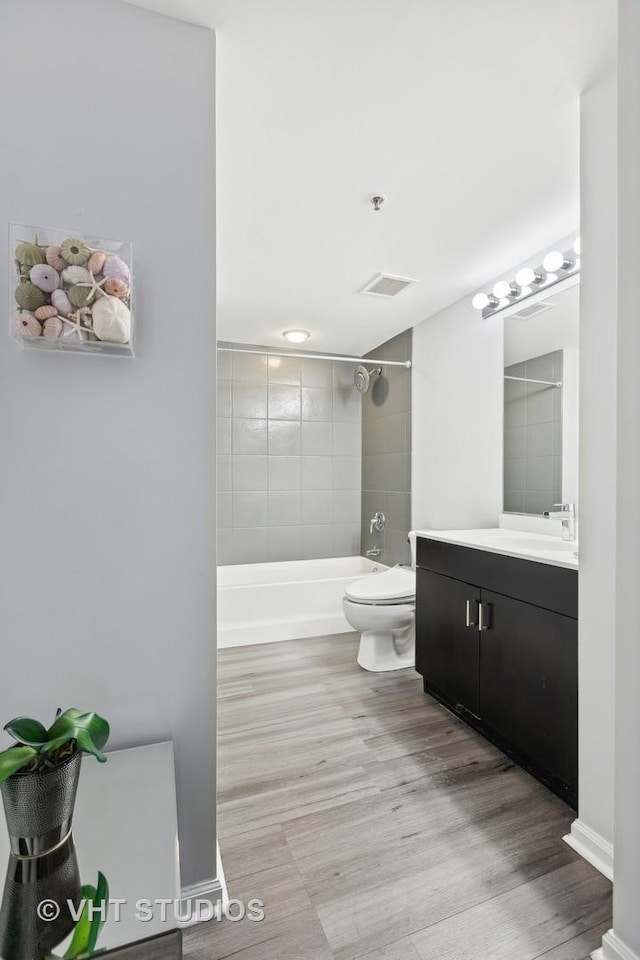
[
  {"left": 543, "top": 250, "right": 574, "bottom": 273},
  {"left": 282, "top": 329, "right": 310, "bottom": 344},
  {"left": 472, "top": 293, "right": 490, "bottom": 310},
  {"left": 493, "top": 280, "right": 516, "bottom": 300},
  {"left": 573, "top": 236, "right": 581, "bottom": 256},
  {"left": 515, "top": 267, "right": 539, "bottom": 287}
]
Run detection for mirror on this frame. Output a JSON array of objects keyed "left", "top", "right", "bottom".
[{"left": 503, "top": 282, "right": 579, "bottom": 516}]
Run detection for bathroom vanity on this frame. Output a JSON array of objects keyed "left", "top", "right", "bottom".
[{"left": 414, "top": 528, "right": 578, "bottom": 808}]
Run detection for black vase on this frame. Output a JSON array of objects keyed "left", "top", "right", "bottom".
[
  {"left": 0, "top": 833, "right": 81, "bottom": 960},
  {"left": 0, "top": 750, "right": 81, "bottom": 856}
]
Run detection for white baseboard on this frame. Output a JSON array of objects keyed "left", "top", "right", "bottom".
[
  {"left": 594, "top": 930, "right": 640, "bottom": 960},
  {"left": 563, "top": 818, "right": 614, "bottom": 880},
  {"left": 178, "top": 843, "right": 228, "bottom": 926}
]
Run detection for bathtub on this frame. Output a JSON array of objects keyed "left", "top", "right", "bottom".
[{"left": 217, "top": 556, "right": 386, "bottom": 648}]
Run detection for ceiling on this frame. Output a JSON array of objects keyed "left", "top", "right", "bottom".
[{"left": 124, "top": 0, "right": 615, "bottom": 355}]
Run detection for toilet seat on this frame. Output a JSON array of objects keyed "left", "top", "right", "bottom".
[{"left": 345, "top": 567, "right": 416, "bottom": 606}]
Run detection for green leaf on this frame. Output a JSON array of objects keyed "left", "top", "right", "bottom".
[
  {"left": 86, "top": 872, "right": 109, "bottom": 954},
  {"left": 4, "top": 717, "right": 49, "bottom": 747},
  {"left": 48, "top": 710, "right": 110, "bottom": 761},
  {"left": 63, "top": 884, "right": 96, "bottom": 960},
  {"left": 0, "top": 746, "right": 38, "bottom": 784}
]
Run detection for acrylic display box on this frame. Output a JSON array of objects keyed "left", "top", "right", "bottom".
[{"left": 9, "top": 224, "right": 134, "bottom": 357}]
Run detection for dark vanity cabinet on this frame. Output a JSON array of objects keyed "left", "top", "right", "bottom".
[{"left": 415, "top": 537, "right": 578, "bottom": 807}]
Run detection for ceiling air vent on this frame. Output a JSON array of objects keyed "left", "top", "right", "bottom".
[
  {"left": 510, "top": 301, "right": 557, "bottom": 321},
  {"left": 360, "top": 273, "right": 418, "bottom": 298}
]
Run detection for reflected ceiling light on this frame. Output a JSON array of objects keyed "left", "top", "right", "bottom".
[
  {"left": 471, "top": 236, "right": 580, "bottom": 318},
  {"left": 282, "top": 329, "right": 310, "bottom": 343}
]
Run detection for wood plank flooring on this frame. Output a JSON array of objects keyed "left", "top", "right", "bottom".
[{"left": 184, "top": 633, "right": 611, "bottom": 960}]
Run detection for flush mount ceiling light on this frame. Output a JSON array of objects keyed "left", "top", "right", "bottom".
[
  {"left": 282, "top": 329, "right": 310, "bottom": 344},
  {"left": 471, "top": 237, "right": 580, "bottom": 319}
]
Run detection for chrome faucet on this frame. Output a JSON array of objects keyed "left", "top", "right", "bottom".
[
  {"left": 370, "top": 511, "right": 385, "bottom": 534},
  {"left": 366, "top": 546, "right": 382, "bottom": 557},
  {"left": 543, "top": 503, "right": 576, "bottom": 541}
]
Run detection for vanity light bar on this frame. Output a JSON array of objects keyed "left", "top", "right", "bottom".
[{"left": 472, "top": 238, "right": 580, "bottom": 319}]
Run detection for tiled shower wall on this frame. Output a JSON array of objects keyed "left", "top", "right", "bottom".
[
  {"left": 504, "top": 350, "right": 563, "bottom": 515},
  {"left": 361, "top": 329, "right": 412, "bottom": 566},
  {"left": 217, "top": 347, "right": 362, "bottom": 564}
]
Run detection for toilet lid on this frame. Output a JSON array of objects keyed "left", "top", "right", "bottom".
[{"left": 345, "top": 567, "right": 416, "bottom": 603}]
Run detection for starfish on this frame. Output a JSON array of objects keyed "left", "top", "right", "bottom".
[
  {"left": 76, "top": 270, "right": 108, "bottom": 306},
  {"left": 61, "top": 309, "right": 91, "bottom": 341}
]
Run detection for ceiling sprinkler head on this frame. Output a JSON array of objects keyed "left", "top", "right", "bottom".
[{"left": 369, "top": 195, "right": 385, "bottom": 212}]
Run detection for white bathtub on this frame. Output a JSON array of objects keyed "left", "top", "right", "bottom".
[{"left": 217, "top": 556, "right": 386, "bottom": 648}]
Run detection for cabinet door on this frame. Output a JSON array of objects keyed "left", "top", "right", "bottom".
[
  {"left": 479, "top": 589, "right": 577, "bottom": 795},
  {"left": 416, "top": 569, "right": 480, "bottom": 716}
]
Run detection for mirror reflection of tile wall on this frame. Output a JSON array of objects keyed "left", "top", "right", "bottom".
[{"left": 504, "top": 350, "right": 563, "bottom": 515}]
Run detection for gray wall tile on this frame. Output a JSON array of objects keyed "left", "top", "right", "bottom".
[
  {"left": 333, "top": 456, "right": 361, "bottom": 490},
  {"left": 232, "top": 352, "right": 268, "bottom": 382},
  {"left": 233, "top": 382, "right": 267, "bottom": 419},
  {"left": 301, "top": 387, "right": 333, "bottom": 421},
  {"left": 504, "top": 351, "right": 563, "bottom": 514},
  {"left": 217, "top": 351, "right": 231, "bottom": 381},
  {"left": 233, "top": 527, "right": 268, "bottom": 564},
  {"left": 301, "top": 358, "right": 333, "bottom": 388},
  {"left": 233, "top": 455, "right": 268, "bottom": 491},
  {"left": 267, "top": 356, "right": 300, "bottom": 385},
  {"left": 333, "top": 421, "right": 361, "bottom": 457},
  {"left": 268, "top": 456, "right": 302, "bottom": 490},
  {"left": 232, "top": 492, "right": 267, "bottom": 528},
  {"left": 301, "top": 421, "right": 333, "bottom": 456},
  {"left": 267, "top": 491, "right": 302, "bottom": 527},
  {"left": 217, "top": 417, "right": 231, "bottom": 455},
  {"left": 233, "top": 418, "right": 268, "bottom": 456},
  {"left": 268, "top": 384, "right": 301, "bottom": 420},
  {"left": 302, "top": 490, "right": 334, "bottom": 524},
  {"left": 302, "top": 455, "right": 333, "bottom": 490},
  {"left": 361, "top": 330, "right": 412, "bottom": 566},
  {"left": 217, "top": 380, "right": 231, "bottom": 418},
  {"left": 267, "top": 526, "right": 303, "bottom": 561},
  {"left": 217, "top": 528, "right": 233, "bottom": 565},
  {"left": 217, "top": 491, "right": 232, "bottom": 530},
  {"left": 268, "top": 420, "right": 301, "bottom": 456},
  {"left": 219, "top": 344, "right": 363, "bottom": 564},
  {"left": 218, "top": 455, "right": 231, "bottom": 492}
]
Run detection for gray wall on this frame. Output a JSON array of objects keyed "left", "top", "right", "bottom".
[
  {"left": 504, "top": 350, "right": 563, "bottom": 515},
  {"left": 0, "top": 0, "right": 216, "bottom": 890},
  {"left": 361, "top": 330, "right": 412, "bottom": 566},
  {"left": 217, "top": 347, "right": 361, "bottom": 563}
]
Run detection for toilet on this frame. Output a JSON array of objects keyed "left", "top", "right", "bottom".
[{"left": 342, "top": 564, "right": 416, "bottom": 672}]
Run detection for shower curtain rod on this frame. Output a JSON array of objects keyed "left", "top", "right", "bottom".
[
  {"left": 504, "top": 375, "right": 562, "bottom": 388},
  {"left": 217, "top": 345, "right": 412, "bottom": 369}
]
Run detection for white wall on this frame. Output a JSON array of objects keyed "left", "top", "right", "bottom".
[
  {"left": 605, "top": 2, "right": 640, "bottom": 955},
  {"left": 565, "top": 70, "right": 617, "bottom": 881},
  {"left": 0, "top": 0, "right": 216, "bottom": 890},
  {"left": 411, "top": 298, "right": 503, "bottom": 530}
]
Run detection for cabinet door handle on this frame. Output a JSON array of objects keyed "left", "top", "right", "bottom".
[
  {"left": 465, "top": 599, "right": 478, "bottom": 627},
  {"left": 478, "top": 602, "right": 491, "bottom": 631}
]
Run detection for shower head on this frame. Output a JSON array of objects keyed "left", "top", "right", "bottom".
[{"left": 354, "top": 364, "right": 382, "bottom": 394}]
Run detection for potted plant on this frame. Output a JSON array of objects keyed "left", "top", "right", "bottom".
[{"left": 0, "top": 709, "right": 109, "bottom": 857}]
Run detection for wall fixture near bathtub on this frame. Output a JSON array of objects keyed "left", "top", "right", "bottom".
[
  {"left": 9, "top": 224, "right": 134, "bottom": 357},
  {"left": 471, "top": 236, "right": 580, "bottom": 320}
]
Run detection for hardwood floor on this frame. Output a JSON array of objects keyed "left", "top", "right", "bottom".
[{"left": 184, "top": 633, "right": 611, "bottom": 960}]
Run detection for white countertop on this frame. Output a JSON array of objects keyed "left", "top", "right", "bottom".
[{"left": 413, "top": 527, "right": 579, "bottom": 570}]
